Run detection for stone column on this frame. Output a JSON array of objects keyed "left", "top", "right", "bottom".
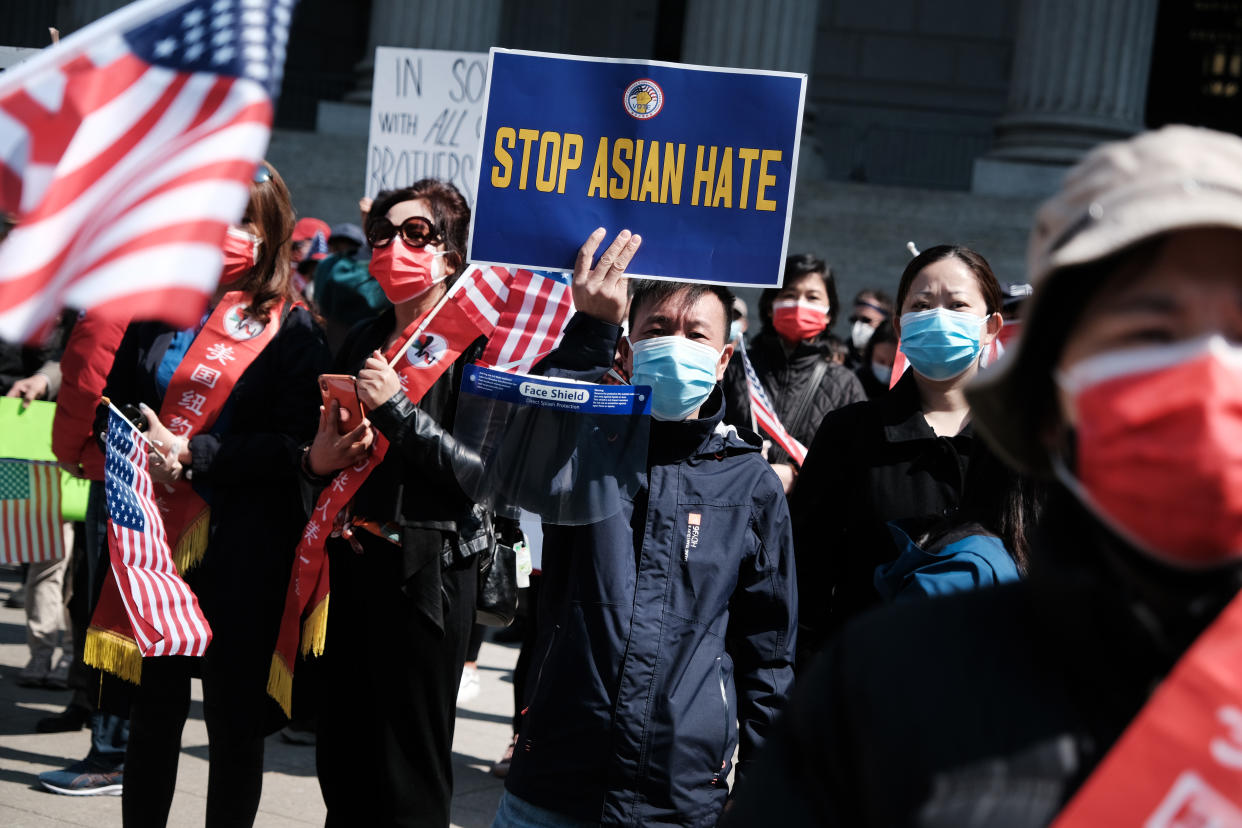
[
  {"left": 973, "top": 0, "right": 1159, "bottom": 197},
  {"left": 680, "top": 0, "right": 823, "bottom": 178},
  {"left": 347, "top": 0, "right": 502, "bottom": 102}
]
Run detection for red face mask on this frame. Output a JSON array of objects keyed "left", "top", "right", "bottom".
[
  {"left": 1057, "top": 336, "right": 1242, "bottom": 568},
  {"left": 220, "top": 227, "right": 259, "bottom": 285},
  {"left": 369, "top": 238, "right": 446, "bottom": 304},
  {"left": 772, "top": 299, "right": 829, "bottom": 342}
]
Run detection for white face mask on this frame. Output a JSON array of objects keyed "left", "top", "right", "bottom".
[{"left": 851, "top": 320, "right": 875, "bottom": 351}]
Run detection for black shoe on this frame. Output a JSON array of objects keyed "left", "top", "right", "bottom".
[{"left": 36, "top": 704, "right": 91, "bottom": 733}]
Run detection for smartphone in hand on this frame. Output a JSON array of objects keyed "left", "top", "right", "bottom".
[{"left": 318, "top": 374, "right": 366, "bottom": 435}]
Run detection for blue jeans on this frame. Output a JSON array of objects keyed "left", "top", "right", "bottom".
[
  {"left": 491, "top": 791, "right": 600, "bottom": 828},
  {"left": 87, "top": 712, "right": 128, "bottom": 769}
]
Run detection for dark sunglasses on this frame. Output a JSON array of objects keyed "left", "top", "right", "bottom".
[
  {"left": 367, "top": 215, "right": 444, "bottom": 249},
  {"left": 252, "top": 165, "right": 272, "bottom": 184}
]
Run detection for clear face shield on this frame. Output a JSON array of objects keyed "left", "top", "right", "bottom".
[{"left": 452, "top": 365, "right": 652, "bottom": 526}]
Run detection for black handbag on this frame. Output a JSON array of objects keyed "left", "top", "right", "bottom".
[{"left": 476, "top": 519, "right": 520, "bottom": 627}]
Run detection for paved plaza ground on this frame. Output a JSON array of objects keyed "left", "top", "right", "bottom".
[{"left": 0, "top": 566, "right": 515, "bottom": 827}]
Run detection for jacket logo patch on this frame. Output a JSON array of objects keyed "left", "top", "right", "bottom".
[{"left": 684, "top": 512, "right": 701, "bottom": 561}]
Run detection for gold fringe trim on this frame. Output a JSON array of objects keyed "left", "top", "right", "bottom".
[
  {"left": 84, "top": 627, "right": 142, "bottom": 685},
  {"left": 267, "top": 652, "right": 293, "bottom": 718},
  {"left": 300, "top": 595, "right": 329, "bottom": 658},
  {"left": 172, "top": 507, "right": 211, "bottom": 574}
]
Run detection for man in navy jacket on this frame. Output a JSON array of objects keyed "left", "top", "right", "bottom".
[{"left": 495, "top": 229, "right": 798, "bottom": 828}]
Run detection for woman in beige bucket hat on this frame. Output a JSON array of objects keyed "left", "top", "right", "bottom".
[{"left": 724, "top": 125, "right": 1242, "bottom": 827}]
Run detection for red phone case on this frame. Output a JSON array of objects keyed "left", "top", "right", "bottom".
[{"left": 318, "top": 374, "right": 365, "bottom": 434}]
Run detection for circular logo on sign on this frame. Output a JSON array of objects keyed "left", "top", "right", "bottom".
[
  {"left": 223, "top": 304, "right": 265, "bottom": 341},
  {"left": 623, "top": 79, "right": 663, "bottom": 120},
  {"left": 406, "top": 332, "right": 447, "bottom": 369}
]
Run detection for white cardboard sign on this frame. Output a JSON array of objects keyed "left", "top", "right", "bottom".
[{"left": 364, "top": 46, "right": 489, "bottom": 207}]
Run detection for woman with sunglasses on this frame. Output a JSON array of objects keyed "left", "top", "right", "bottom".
[
  {"left": 96, "top": 162, "right": 330, "bottom": 827},
  {"left": 304, "top": 179, "right": 490, "bottom": 827}
]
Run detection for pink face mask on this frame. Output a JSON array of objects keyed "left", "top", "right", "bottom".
[
  {"left": 772, "top": 299, "right": 830, "bottom": 342},
  {"left": 368, "top": 238, "right": 448, "bottom": 304},
  {"left": 220, "top": 226, "right": 260, "bottom": 285},
  {"left": 1057, "top": 336, "right": 1242, "bottom": 568}
]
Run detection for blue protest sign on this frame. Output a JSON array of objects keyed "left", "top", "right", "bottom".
[
  {"left": 468, "top": 49, "right": 806, "bottom": 288},
  {"left": 462, "top": 364, "right": 652, "bottom": 416}
]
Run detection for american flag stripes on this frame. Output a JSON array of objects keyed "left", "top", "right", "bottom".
[
  {"left": 478, "top": 268, "right": 574, "bottom": 372},
  {"left": 0, "top": 0, "right": 296, "bottom": 342},
  {"left": 103, "top": 407, "right": 210, "bottom": 657},
  {"left": 736, "top": 338, "right": 808, "bottom": 466},
  {"left": 0, "top": 460, "right": 64, "bottom": 564}
]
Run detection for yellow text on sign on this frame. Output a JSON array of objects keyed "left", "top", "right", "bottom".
[{"left": 488, "top": 128, "right": 784, "bottom": 211}]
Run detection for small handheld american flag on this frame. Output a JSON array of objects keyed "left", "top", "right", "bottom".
[
  {"left": 736, "top": 338, "right": 808, "bottom": 466},
  {"left": 0, "top": 459, "right": 64, "bottom": 564},
  {"left": 103, "top": 406, "right": 210, "bottom": 657},
  {"left": 0, "top": 0, "right": 296, "bottom": 342}
]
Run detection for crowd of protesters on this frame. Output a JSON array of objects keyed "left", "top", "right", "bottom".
[{"left": 4, "top": 122, "right": 1242, "bottom": 828}]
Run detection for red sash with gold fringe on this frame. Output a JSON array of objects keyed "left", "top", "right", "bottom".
[
  {"left": 266, "top": 297, "right": 487, "bottom": 715},
  {"left": 86, "top": 293, "right": 285, "bottom": 682}
]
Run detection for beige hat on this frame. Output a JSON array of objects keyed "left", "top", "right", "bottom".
[{"left": 968, "top": 125, "right": 1242, "bottom": 475}]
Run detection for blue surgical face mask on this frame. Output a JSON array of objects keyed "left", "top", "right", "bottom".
[
  {"left": 870, "top": 361, "right": 893, "bottom": 386},
  {"left": 729, "top": 320, "right": 743, "bottom": 343},
  {"left": 629, "top": 335, "right": 722, "bottom": 421},
  {"left": 898, "top": 308, "right": 989, "bottom": 381}
]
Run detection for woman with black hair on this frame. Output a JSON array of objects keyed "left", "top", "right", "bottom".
[
  {"left": 722, "top": 253, "right": 865, "bottom": 494},
  {"left": 854, "top": 319, "right": 898, "bottom": 399},
  {"left": 790, "top": 244, "right": 1005, "bottom": 664}
]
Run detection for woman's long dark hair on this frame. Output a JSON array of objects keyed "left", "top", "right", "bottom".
[
  {"left": 919, "top": 448, "right": 1045, "bottom": 574},
  {"left": 232, "top": 160, "right": 295, "bottom": 322}
]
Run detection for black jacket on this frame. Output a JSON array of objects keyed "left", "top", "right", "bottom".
[
  {"left": 324, "top": 307, "right": 489, "bottom": 631},
  {"left": 723, "top": 331, "right": 865, "bottom": 466},
  {"left": 725, "top": 492, "right": 1242, "bottom": 827},
  {"left": 791, "top": 370, "right": 988, "bottom": 661},
  {"left": 505, "top": 315, "right": 797, "bottom": 828}
]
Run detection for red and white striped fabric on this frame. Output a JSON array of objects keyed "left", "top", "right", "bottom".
[
  {"left": 0, "top": 0, "right": 294, "bottom": 343},
  {"left": 478, "top": 268, "right": 574, "bottom": 372},
  {"left": 0, "top": 460, "right": 64, "bottom": 564},
  {"left": 103, "top": 406, "right": 210, "bottom": 657},
  {"left": 736, "top": 338, "right": 808, "bottom": 466}
]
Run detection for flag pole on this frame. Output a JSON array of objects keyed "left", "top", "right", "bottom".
[
  {"left": 385, "top": 276, "right": 469, "bottom": 370},
  {"left": 100, "top": 396, "right": 155, "bottom": 450}
]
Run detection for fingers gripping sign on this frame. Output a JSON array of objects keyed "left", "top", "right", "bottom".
[{"left": 573, "top": 228, "right": 642, "bottom": 326}]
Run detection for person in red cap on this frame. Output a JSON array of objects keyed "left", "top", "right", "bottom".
[{"left": 290, "top": 217, "right": 330, "bottom": 300}]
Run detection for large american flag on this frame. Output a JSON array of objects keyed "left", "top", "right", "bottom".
[
  {"left": 736, "top": 338, "right": 808, "bottom": 466},
  {"left": 104, "top": 407, "right": 210, "bottom": 657},
  {"left": 0, "top": 460, "right": 64, "bottom": 564},
  {"left": 456, "top": 265, "right": 576, "bottom": 373},
  {"left": 0, "top": 0, "right": 295, "bottom": 342}
]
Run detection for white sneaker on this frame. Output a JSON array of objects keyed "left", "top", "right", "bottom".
[
  {"left": 45, "top": 654, "right": 71, "bottom": 689},
  {"left": 457, "top": 664, "right": 480, "bottom": 705}
]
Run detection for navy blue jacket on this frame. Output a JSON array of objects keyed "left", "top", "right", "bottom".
[{"left": 505, "top": 314, "right": 798, "bottom": 828}]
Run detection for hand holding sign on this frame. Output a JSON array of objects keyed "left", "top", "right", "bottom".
[{"left": 573, "top": 228, "right": 642, "bottom": 326}]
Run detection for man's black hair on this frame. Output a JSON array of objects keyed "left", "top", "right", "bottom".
[{"left": 627, "top": 280, "right": 737, "bottom": 341}]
